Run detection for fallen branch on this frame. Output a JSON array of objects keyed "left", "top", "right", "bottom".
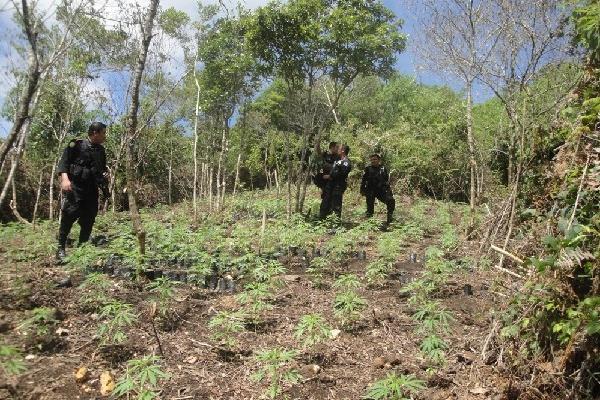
[
  {"left": 566, "top": 154, "right": 591, "bottom": 233},
  {"left": 491, "top": 244, "right": 524, "bottom": 264},
  {"left": 492, "top": 263, "right": 524, "bottom": 279},
  {"left": 481, "top": 320, "right": 499, "bottom": 361}
]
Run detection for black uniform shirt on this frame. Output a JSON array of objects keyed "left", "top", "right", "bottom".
[
  {"left": 322, "top": 152, "right": 339, "bottom": 174},
  {"left": 361, "top": 165, "right": 390, "bottom": 194},
  {"left": 57, "top": 138, "right": 107, "bottom": 193},
  {"left": 328, "top": 157, "right": 352, "bottom": 190}
]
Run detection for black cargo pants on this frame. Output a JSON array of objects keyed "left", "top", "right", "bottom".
[
  {"left": 58, "top": 188, "right": 98, "bottom": 249},
  {"left": 365, "top": 188, "right": 395, "bottom": 222}
]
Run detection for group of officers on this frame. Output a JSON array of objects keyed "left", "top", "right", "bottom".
[
  {"left": 313, "top": 141, "right": 395, "bottom": 224},
  {"left": 55, "top": 123, "right": 395, "bottom": 260}
]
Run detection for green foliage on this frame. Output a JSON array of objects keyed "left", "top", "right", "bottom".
[
  {"left": 247, "top": 0, "right": 406, "bottom": 87},
  {"left": 65, "top": 243, "right": 104, "bottom": 272},
  {"left": 251, "top": 259, "right": 286, "bottom": 287},
  {"left": 365, "top": 259, "right": 393, "bottom": 287},
  {"left": 158, "top": 7, "right": 190, "bottom": 39},
  {"left": 333, "top": 274, "right": 362, "bottom": 291},
  {"left": 307, "top": 256, "right": 329, "bottom": 287},
  {"left": 253, "top": 348, "right": 300, "bottom": 399},
  {"left": 97, "top": 301, "right": 137, "bottom": 345},
  {"left": 79, "top": 272, "right": 112, "bottom": 311},
  {"left": 113, "top": 355, "right": 169, "bottom": 400},
  {"left": 237, "top": 282, "right": 275, "bottom": 324},
  {"left": 440, "top": 225, "right": 458, "bottom": 250},
  {"left": 412, "top": 301, "right": 454, "bottom": 335},
  {"left": 419, "top": 335, "right": 448, "bottom": 365},
  {"left": 146, "top": 277, "right": 176, "bottom": 316},
  {"left": 0, "top": 222, "right": 54, "bottom": 263},
  {"left": 333, "top": 290, "right": 367, "bottom": 326},
  {"left": 208, "top": 311, "right": 247, "bottom": 349},
  {"left": 364, "top": 372, "right": 425, "bottom": 400},
  {"left": 0, "top": 344, "right": 26, "bottom": 375},
  {"left": 294, "top": 314, "right": 331, "bottom": 349},
  {"left": 572, "top": 0, "right": 600, "bottom": 64},
  {"left": 21, "top": 307, "right": 58, "bottom": 336}
]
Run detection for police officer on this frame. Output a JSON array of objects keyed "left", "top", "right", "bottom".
[
  {"left": 319, "top": 144, "right": 351, "bottom": 220},
  {"left": 313, "top": 141, "right": 339, "bottom": 196},
  {"left": 56, "top": 122, "right": 109, "bottom": 261},
  {"left": 360, "top": 153, "right": 395, "bottom": 224}
]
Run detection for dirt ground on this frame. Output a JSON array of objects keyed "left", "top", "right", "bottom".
[{"left": 0, "top": 199, "right": 523, "bottom": 400}]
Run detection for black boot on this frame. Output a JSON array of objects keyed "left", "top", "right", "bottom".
[{"left": 55, "top": 247, "right": 66, "bottom": 264}]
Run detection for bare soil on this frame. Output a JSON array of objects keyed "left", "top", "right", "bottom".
[{"left": 0, "top": 207, "right": 521, "bottom": 400}]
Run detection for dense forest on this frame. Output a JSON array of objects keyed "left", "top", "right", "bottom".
[{"left": 0, "top": 0, "right": 598, "bottom": 399}]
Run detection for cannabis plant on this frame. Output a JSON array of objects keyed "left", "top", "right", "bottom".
[
  {"left": 20, "top": 307, "right": 58, "bottom": 336},
  {"left": 364, "top": 372, "right": 425, "bottom": 400},
  {"left": 113, "top": 355, "right": 169, "bottom": 400},
  {"left": 252, "top": 259, "right": 286, "bottom": 287},
  {"left": 97, "top": 301, "right": 137, "bottom": 345},
  {"left": 0, "top": 344, "right": 26, "bottom": 375},
  {"left": 208, "top": 310, "right": 247, "bottom": 349},
  {"left": 365, "top": 260, "right": 392, "bottom": 287},
  {"left": 65, "top": 243, "right": 103, "bottom": 272},
  {"left": 412, "top": 301, "right": 454, "bottom": 334},
  {"left": 420, "top": 334, "right": 448, "bottom": 365},
  {"left": 333, "top": 291, "right": 367, "bottom": 326},
  {"left": 79, "top": 272, "right": 111, "bottom": 311},
  {"left": 146, "top": 277, "right": 176, "bottom": 316},
  {"left": 294, "top": 314, "right": 332, "bottom": 349},
  {"left": 307, "top": 257, "right": 329, "bottom": 288},
  {"left": 237, "top": 282, "right": 274, "bottom": 324},
  {"left": 253, "top": 348, "right": 299, "bottom": 399},
  {"left": 333, "top": 274, "right": 362, "bottom": 291}
]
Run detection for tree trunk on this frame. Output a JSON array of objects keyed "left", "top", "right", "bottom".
[
  {"left": 32, "top": 169, "right": 44, "bottom": 226},
  {"left": 49, "top": 133, "right": 68, "bottom": 219},
  {"left": 192, "top": 61, "right": 201, "bottom": 220},
  {"left": 216, "top": 123, "right": 227, "bottom": 211},
  {"left": 208, "top": 165, "right": 214, "bottom": 212},
  {"left": 168, "top": 149, "right": 173, "bottom": 206},
  {"left": 233, "top": 153, "right": 241, "bottom": 196},
  {"left": 466, "top": 80, "right": 477, "bottom": 212},
  {"left": 0, "top": 123, "right": 28, "bottom": 207},
  {"left": 10, "top": 166, "right": 30, "bottom": 225},
  {"left": 0, "top": 0, "right": 40, "bottom": 170},
  {"left": 274, "top": 168, "right": 280, "bottom": 196},
  {"left": 286, "top": 132, "right": 292, "bottom": 219},
  {"left": 124, "top": 0, "right": 160, "bottom": 255}
]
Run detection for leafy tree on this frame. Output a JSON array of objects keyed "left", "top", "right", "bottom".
[{"left": 246, "top": 0, "right": 406, "bottom": 213}]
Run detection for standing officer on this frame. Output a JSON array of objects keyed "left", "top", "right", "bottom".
[
  {"left": 313, "top": 141, "right": 339, "bottom": 196},
  {"left": 360, "top": 153, "right": 395, "bottom": 224},
  {"left": 56, "top": 122, "right": 109, "bottom": 261},
  {"left": 320, "top": 144, "right": 351, "bottom": 220}
]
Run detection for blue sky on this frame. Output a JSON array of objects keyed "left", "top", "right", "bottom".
[{"left": 0, "top": 0, "right": 489, "bottom": 137}]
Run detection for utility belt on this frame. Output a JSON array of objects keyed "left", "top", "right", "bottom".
[
  {"left": 365, "top": 182, "right": 389, "bottom": 193},
  {"left": 70, "top": 164, "right": 103, "bottom": 186},
  {"left": 70, "top": 164, "right": 92, "bottom": 181},
  {"left": 327, "top": 180, "right": 347, "bottom": 192}
]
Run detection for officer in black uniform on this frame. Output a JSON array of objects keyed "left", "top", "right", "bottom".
[
  {"left": 319, "top": 144, "right": 351, "bottom": 220},
  {"left": 360, "top": 153, "right": 395, "bottom": 224},
  {"left": 56, "top": 122, "right": 109, "bottom": 261},
  {"left": 313, "top": 141, "right": 339, "bottom": 197}
]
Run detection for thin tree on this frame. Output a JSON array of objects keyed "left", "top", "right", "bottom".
[
  {"left": 0, "top": 0, "right": 40, "bottom": 171},
  {"left": 124, "top": 0, "right": 160, "bottom": 255},
  {"left": 413, "top": 0, "right": 501, "bottom": 212}
]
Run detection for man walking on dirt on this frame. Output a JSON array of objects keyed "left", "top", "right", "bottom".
[
  {"left": 319, "top": 144, "right": 352, "bottom": 220},
  {"left": 56, "top": 122, "right": 109, "bottom": 262},
  {"left": 360, "top": 153, "right": 395, "bottom": 224}
]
